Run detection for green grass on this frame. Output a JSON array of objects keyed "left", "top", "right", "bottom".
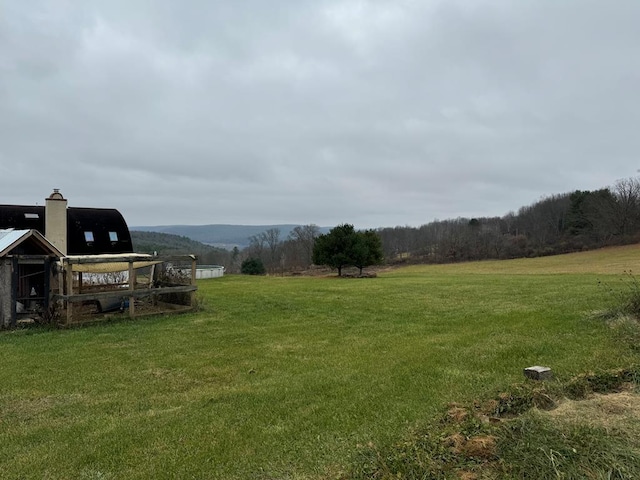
[{"left": 1, "top": 245, "right": 640, "bottom": 479}]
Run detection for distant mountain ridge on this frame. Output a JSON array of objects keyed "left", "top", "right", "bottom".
[
  {"left": 131, "top": 224, "right": 331, "bottom": 249},
  {"left": 130, "top": 231, "right": 231, "bottom": 266},
  {"left": 130, "top": 230, "right": 223, "bottom": 253}
]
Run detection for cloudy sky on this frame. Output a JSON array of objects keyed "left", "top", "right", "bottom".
[{"left": 1, "top": 1, "right": 639, "bottom": 229}]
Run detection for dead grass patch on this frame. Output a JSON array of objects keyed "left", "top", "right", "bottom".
[
  {"left": 546, "top": 388, "right": 640, "bottom": 430},
  {"left": 0, "top": 393, "right": 84, "bottom": 420},
  {"left": 447, "top": 433, "right": 498, "bottom": 459}
]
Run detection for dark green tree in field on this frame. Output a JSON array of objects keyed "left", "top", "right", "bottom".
[
  {"left": 312, "top": 224, "right": 355, "bottom": 276},
  {"left": 352, "top": 229, "right": 384, "bottom": 275},
  {"left": 241, "top": 258, "right": 266, "bottom": 275},
  {"left": 312, "top": 224, "right": 383, "bottom": 276}
]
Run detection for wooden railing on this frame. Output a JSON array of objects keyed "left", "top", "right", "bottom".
[{"left": 53, "top": 254, "right": 198, "bottom": 325}]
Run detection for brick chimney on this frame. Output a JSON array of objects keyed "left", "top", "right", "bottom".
[{"left": 45, "top": 189, "right": 68, "bottom": 255}]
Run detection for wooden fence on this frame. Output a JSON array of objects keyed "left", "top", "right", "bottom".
[{"left": 53, "top": 254, "right": 198, "bottom": 326}]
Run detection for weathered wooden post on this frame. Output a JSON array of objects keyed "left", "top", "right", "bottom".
[
  {"left": 43, "top": 257, "right": 51, "bottom": 313},
  {"left": 66, "top": 260, "right": 74, "bottom": 325},
  {"left": 58, "top": 259, "right": 64, "bottom": 318},
  {"left": 128, "top": 261, "right": 136, "bottom": 317},
  {"left": 10, "top": 257, "right": 18, "bottom": 328},
  {"left": 190, "top": 255, "right": 197, "bottom": 308}
]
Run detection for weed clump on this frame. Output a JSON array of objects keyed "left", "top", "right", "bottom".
[
  {"left": 594, "top": 272, "right": 640, "bottom": 353},
  {"left": 564, "top": 366, "right": 640, "bottom": 399},
  {"left": 597, "top": 271, "right": 640, "bottom": 320}
]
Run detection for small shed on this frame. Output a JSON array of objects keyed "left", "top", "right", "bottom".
[{"left": 0, "top": 229, "right": 64, "bottom": 328}]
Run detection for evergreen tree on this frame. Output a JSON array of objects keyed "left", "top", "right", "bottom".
[
  {"left": 312, "top": 224, "right": 383, "bottom": 276},
  {"left": 352, "top": 229, "right": 384, "bottom": 275},
  {"left": 241, "top": 258, "right": 266, "bottom": 275}
]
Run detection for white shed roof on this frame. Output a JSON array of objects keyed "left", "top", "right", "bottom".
[{"left": 0, "top": 228, "right": 64, "bottom": 258}]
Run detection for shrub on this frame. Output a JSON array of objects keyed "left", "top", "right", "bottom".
[{"left": 241, "top": 258, "right": 266, "bottom": 275}]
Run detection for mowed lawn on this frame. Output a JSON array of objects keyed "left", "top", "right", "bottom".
[{"left": 1, "top": 245, "right": 639, "bottom": 479}]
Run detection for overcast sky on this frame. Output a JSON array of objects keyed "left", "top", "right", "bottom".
[{"left": 1, "top": 1, "right": 638, "bottom": 229}]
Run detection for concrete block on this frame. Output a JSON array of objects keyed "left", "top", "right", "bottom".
[{"left": 524, "top": 365, "right": 553, "bottom": 381}]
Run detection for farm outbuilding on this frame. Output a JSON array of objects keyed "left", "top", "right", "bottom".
[
  {"left": 0, "top": 229, "right": 64, "bottom": 328},
  {"left": 0, "top": 190, "right": 198, "bottom": 327}
]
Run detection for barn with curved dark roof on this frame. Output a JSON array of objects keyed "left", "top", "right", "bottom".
[
  {"left": 0, "top": 192, "right": 133, "bottom": 255},
  {"left": 66, "top": 207, "right": 133, "bottom": 255},
  {"left": 1, "top": 191, "right": 201, "bottom": 328}
]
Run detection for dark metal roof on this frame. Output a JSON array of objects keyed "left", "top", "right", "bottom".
[
  {"left": 0, "top": 204, "right": 133, "bottom": 255},
  {"left": 0, "top": 205, "right": 45, "bottom": 231},
  {"left": 67, "top": 207, "right": 133, "bottom": 255}
]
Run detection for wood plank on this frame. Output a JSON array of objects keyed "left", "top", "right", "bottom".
[
  {"left": 52, "top": 285, "right": 197, "bottom": 303},
  {"left": 190, "top": 257, "right": 197, "bottom": 307},
  {"left": 64, "top": 254, "right": 195, "bottom": 265}
]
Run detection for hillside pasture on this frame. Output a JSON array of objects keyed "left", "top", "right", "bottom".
[{"left": 1, "top": 245, "right": 639, "bottom": 478}]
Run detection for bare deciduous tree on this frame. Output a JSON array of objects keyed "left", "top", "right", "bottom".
[
  {"left": 612, "top": 177, "right": 640, "bottom": 236},
  {"left": 288, "top": 224, "right": 320, "bottom": 268}
]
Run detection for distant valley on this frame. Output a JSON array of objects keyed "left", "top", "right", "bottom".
[{"left": 131, "top": 224, "right": 331, "bottom": 250}]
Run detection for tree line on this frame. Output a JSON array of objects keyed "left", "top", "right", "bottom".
[
  {"left": 240, "top": 225, "right": 321, "bottom": 274},
  {"left": 242, "top": 177, "right": 640, "bottom": 272},
  {"left": 138, "top": 176, "right": 640, "bottom": 273},
  {"left": 378, "top": 176, "right": 640, "bottom": 264}
]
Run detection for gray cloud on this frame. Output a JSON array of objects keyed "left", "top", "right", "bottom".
[{"left": 1, "top": 0, "right": 638, "bottom": 229}]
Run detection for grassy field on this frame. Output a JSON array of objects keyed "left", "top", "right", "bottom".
[{"left": 1, "top": 245, "right": 640, "bottom": 479}]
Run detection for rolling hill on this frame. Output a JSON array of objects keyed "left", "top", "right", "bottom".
[
  {"left": 130, "top": 230, "right": 231, "bottom": 265},
  {"left": 131, "top": 224, "right": 331, "bottom": 249}
]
